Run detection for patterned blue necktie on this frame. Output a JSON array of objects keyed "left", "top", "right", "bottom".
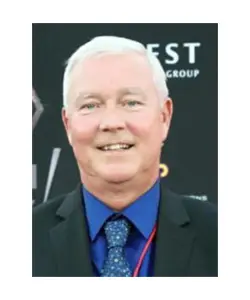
[{"left": 101, "top": 218, "right": 132, "bottom": 277}]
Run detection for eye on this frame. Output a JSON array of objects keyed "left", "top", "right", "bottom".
[
  {"left": 124, "top": 100, "right": 142, "bottom": 108},
  {"left": 80, "top": 103, "right": 100, "bottom": 111}
]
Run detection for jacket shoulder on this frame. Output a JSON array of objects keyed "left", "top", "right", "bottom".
[
  {"left": 179, "top": 193, "right": 218, "bottom": 251},
  {"left": 164, "top": 188, "right": 217, "bottom": 239},
  {"left": 181, "top": 195, "right": 217, "bottom": 225},
  {"left": 33, "top": 193, "right": 66, "bottom": 230}
]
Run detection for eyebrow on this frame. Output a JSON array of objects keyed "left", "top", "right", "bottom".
[
  {"left": 74, "top": 92, "right": 103, "bottom": 106},
  {"left": 75, "top": 87, "right": 146, "bottom": 105},
  {"left": 118, "top": 87, "right": 146, "bottom": 97}
]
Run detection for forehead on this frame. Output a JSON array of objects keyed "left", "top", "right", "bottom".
[{"left": 69, "top": 53, "right": 155, "bottom": 95}]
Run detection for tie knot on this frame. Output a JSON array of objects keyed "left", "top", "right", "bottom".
[{"left": 104, "top": 218, "right": 130, "bottom": 248}]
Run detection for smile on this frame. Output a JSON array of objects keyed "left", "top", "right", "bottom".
[{"left": 97, "top": 143, "right": 134, "bottom": 151}]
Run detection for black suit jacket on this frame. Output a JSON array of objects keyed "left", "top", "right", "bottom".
[{"left": 32, "top": 183, "right": 218, "bottom": 277}]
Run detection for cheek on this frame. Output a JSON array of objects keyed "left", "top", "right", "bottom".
[
  {"left": 127, "top": 112, "right": 163, "bottom": 142},
  {"left": 69, "top": 115, "right": 99, "bottom": 142}
]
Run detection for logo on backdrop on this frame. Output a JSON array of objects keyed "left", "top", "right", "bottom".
[
  {"left": 32, "top": 88, "right": 44, "bottom": 204},
  {"left": 146, "top": 42, "right": 201, "bottom": 79},
  {"left": 186, "top": 194, "right": 208, "bottom": 201},
  {"left": 32, "top": 89, "right": 44, "bottom": 130},
  {"left": 160, "top": 163, "right": 169, "bottom": 177},
  {"left": 32, "top": 88, "right": 61, "bottom": 205}
]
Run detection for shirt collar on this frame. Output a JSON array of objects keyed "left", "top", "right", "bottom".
[
  {"left": 82, "top": 187, "right": 113, "bottom": 241},
  {"left": 122, "top": 179, "right": 160, "bottom": 238},
  {"left": 82, "top": 178, "right": 160, "bottom": 241}
]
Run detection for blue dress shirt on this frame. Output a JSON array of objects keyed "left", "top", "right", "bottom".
[{"left": 82, "top": 179, "right": 160, "bottom": 277}]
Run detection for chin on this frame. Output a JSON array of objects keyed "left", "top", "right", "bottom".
[{"left": 99, "top": 169, "right": 136, "bottom": 184}]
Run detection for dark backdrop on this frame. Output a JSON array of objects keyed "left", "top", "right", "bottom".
[{"left": 32, "top": 23, "right": 218, "bottom": 206}]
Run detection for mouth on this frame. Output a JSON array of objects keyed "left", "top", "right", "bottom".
[{"left": 96, "top": 143, "right": 135, "bottom": 152}]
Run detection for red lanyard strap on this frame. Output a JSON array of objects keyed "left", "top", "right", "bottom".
[{"left": 132, "top": 225, "right": 157, "bottom": 277}]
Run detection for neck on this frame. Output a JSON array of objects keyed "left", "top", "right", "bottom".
[{"left": 80, "top": 171, "right": 159, "bottom": 211}]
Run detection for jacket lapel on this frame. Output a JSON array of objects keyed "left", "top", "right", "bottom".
[
  {"left": 50, "top": 186, "right": 94, "bottom": 277},
  {"left": 154, "top": 185, "right": 196, "bottom": 276}
]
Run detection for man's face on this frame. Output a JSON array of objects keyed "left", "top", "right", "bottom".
[{"left": 62, "top": 53, "right": 172, "bottom": 184}]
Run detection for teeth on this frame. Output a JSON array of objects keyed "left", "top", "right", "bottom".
[{"left": 102, "top": 144, "right": 131, "bottom": 151}]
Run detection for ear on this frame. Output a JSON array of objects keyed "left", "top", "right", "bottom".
[
  {"left": 62, "top": 107, "right": 72, "bottom": 145},
  {"left": 161, "top": 97, "right": 173, "bottom": 142}
]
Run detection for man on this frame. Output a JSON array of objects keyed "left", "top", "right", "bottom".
[{"left": 32, "top": 36, "right": 217, "bottom": 277}]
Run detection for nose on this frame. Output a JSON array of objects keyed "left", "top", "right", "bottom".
[{"left": 99, "top": 107, "right": 126, "bottom": 132}]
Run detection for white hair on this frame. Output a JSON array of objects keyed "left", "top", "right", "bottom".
[{"left": 63, "top": 36, "right": 169, "bottom": 108}]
